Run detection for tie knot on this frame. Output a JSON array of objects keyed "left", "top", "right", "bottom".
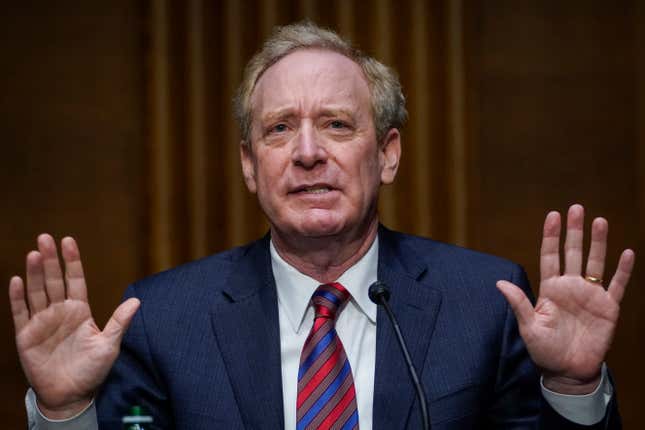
[{"left": 311, "top": 282, "right": 350, "bottom": 320}]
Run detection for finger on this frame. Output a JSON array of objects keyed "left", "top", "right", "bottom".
[
  {"left": 61, "top": 237, "right": 88, "bottom": 302},
  {"left": 25, "top": 251, "right": 48, "bottom": 313},
  {"left": 540, "top": 211, "right": 561, "bottom": 280},
  {"left": 37, "top": 233, "right": 66, "bottom": 303},
  {"left": 585, "top": 217, "right": 608, "bottom": 280},
  {"left": 496, "top": 280, "right": 535, "bottom": 328},
  {"left": 102, "top": 298, "right": 141, "bottom": 344},
  {"left": 9, "top": 276, "right": 30, "bottom": 332},
  {"left": 564, "top": 204, "right": 584, "bottom": 275},
  {"left": 607, "top": 249, "right": 635, "bottom": 303}
]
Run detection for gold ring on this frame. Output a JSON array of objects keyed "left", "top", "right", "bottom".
[{"left": 585, "top": 275, "right": 603, "bottom": 285}]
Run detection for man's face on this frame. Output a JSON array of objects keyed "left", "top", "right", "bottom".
[{"left": 241, "top": 49, "right": 400, "bottom": 240}]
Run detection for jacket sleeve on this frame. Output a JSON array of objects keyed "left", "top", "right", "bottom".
[{"left": 95, "top": 284, "right": 172, "bottom": 430}]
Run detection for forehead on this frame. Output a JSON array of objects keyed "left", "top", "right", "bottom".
[{"left": 250, "top": 49, "right": 371, "bottom": 117}]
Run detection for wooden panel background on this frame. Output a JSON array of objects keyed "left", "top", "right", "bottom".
[
  {"left": 464, "top": 2, "right": 644, "bottom": 428},
  {"left": 0, "top": 1, "right": 147, "bottom": 424},
  {"left": 0, "top": 0, "right": 642, "bottom": 427}
]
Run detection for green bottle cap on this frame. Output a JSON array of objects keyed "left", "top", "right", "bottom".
[{"left": 123, "top": 405, "right": 153, "bottom": 425}]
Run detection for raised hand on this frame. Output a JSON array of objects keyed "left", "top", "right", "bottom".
[
  {"left": 496, "top": 204, "right": 635, "bottom": 394},
  {"left": 8, "top": 234, "right": 140, "bottom": 419}
]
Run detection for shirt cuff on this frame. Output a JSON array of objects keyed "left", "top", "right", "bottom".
[
  {"left": 26, "top": 388, "right": 98, "bottom": 430},
  {"left": 541, "top": 363, "right": 613, "bottom": 426}
]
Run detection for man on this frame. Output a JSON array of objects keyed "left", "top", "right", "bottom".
[{"left": 10, "top": 22, "right": 635, "bottom": 429}]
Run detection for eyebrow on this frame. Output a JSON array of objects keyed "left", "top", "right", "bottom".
[
  {"left": 260, "top": 108, "right": 295, "bottom": 123},
  {"left": 319, "top": 108, "right": 356, "bottom": 120},
  {"left": 260, "top": 106, "right": 358, "bottom": 123}
]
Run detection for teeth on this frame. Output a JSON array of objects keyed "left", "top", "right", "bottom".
[{"left": 304, "top": 187, "right": 330, "bottom": 194}]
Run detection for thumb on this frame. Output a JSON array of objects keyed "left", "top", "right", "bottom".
[
  {"left": 102, "top": 297, "right": 141, "bottom": 344},
  {"left": 496, "top": 280, "right": 535, "bottom": 328}
]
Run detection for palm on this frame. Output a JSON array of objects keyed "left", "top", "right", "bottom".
[
  {"left": 497, "top": 205, "right": 634, "bottom": 385},
  {"left": 17, "top": 299, "right": 115, "bottom": 407},
  {"left": 526, "top": 275, "right": 619, "bottom": 380},
  {"left": 8, "top": 234, "right": 139, "bottom": 417}
]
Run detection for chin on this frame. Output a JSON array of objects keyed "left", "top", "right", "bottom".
[
  {"left": 292, "top": 212, "right": 347, "bottom": 238},
  {"left": 296, "top": 222, "right": 343, "bottom": 238}
]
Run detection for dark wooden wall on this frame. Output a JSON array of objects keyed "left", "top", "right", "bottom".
[
  {"left": 464, "top": 3, "right": 644, "bottom": 428},
  {"left": 0, "top": 1, "right": 642, "bottom": 428},
  {"left": 0, "top": 1, "right": 147, "bottom": 424}
]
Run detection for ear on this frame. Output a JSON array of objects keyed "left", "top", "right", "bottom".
[
  {"left": 379, "top": 128, "right": 401, "bottom": 185},
  {"left": 240, "top": 141, "right": 257, "bottom": 193}
]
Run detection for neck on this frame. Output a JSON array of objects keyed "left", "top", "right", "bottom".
[{"left": 271, "top": 218, "right": 379, "bottom": 284}]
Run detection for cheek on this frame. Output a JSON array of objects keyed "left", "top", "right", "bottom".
[
  {"left": 340, "top": 148, "right": 381, "bottom": 208},
  {"left": 358, "top": 150, "right": 382, "bottom": 190},
  {"left": 254, "top": 150, "right": 284, "bottom": 188},
  {"left": 253, "top": 153, "right": 291, "bottom": 213}
]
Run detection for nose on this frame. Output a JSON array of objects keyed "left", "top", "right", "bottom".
[{"left": 291, "top": 121, "right": 327, "bottom": 169}]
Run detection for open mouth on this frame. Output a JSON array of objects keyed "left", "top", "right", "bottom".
[
  {"left": 290, "top": 184, "right": 336, "bottom": 195},
  {"left": 301, "top": 186, "right": 331, "bottom": 194}
]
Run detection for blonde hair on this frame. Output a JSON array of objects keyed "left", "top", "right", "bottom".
[{"left": 233, "top": 21, "right": 407, "bottom": 145}]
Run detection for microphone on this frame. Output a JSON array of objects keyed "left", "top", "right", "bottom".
[{"left": 369, "top": 281, "right": 430, "bottom": 430}]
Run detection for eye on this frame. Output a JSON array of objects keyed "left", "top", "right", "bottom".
[
  {"left": 329, "top": 120, "right": 346, "bottom": 129},
  {"left": 270, "top": 123, "right": 288, "bottom": 133}
]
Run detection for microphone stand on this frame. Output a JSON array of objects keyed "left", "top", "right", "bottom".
[{"left": 369, "top": 281, "right": 430, "bottom": 430}]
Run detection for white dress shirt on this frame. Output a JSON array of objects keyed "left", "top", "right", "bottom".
[
  {"left": 27, "top": 234, "right": 612, "bottom": 428},
  {"left": 271, "top": 238, "right": 378, "bottom": 430}
]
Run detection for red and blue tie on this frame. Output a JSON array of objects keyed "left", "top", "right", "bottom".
[{"left": 296, "top": 282, "right": 359, "bottom": 430}]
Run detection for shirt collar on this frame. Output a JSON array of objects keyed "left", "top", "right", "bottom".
[{"left": 271, "top": 236, "right": 379, "bottom": 334}]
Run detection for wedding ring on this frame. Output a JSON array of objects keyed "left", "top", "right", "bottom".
[{"left": 584, "top": 275, "right": 603, "bottom": 285}]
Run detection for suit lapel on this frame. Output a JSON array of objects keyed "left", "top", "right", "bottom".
[
  {"left": 373, "top": 227, "right": 443, "bottom": 430},
  {"left": 210, "top": 237, "right": 284, "bottom": 430},
  {"left": 208, "top": 228, "right": 442, "bottom": 429}
]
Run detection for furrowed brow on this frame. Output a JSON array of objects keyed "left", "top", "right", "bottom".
[
  {"left": 261, "top": 108, "right": 295, "bottom": 123},
  {"left": 319, "top": 108, "right": 356, "bottom": 120}
]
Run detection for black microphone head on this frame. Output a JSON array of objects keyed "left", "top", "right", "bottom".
[{"left": 368, "top": 281, "right": 391, "bottom": 304}]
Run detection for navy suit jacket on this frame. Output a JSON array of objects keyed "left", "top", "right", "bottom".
[{"left": 96, "top": 226, "right": 620, "bottom": 429}]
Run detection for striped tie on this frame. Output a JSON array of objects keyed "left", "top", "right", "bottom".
[{"left": 296, "top": 282, "right": 359, "bottom": 430}]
